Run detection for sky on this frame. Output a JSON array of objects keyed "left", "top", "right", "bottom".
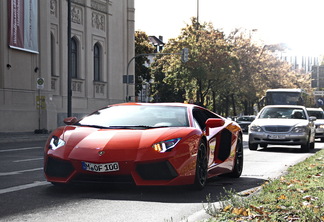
[{"left": 135, "top": 0, "right": 324, "bottom": 56}]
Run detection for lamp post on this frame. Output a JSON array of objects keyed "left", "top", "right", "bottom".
[{"left": 67, "top": 0, "right": 72, "bottom": 117}]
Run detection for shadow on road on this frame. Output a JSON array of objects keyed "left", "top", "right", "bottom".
[
  {"left": 256, "top": 146, "right": 321, "bottom": 154},
  {"left": 43, "top": 176, "right": 265, "bottom": 204},
  {"left": 0, "top": 175, "right": 265, "bottom": 219}
]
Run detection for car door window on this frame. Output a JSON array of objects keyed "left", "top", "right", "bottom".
[{"left": 193, "top": 108, "right": 219, "bottom": 130}]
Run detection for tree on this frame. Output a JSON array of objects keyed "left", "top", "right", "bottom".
[
  {"left": 134, "top": 31, "right": 155, "bottom": 97},
  {"left": 150, "top": 20, "right": 312, "bottom": 116}
]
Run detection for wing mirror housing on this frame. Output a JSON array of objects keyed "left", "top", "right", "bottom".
[
  {"left": 205, "top": 118, "right": 225, "bottom": 136},
  {"left": 64, "top": 117, "right": 78, "bottom": 125},
  {"left": 309, "top": 116, "right": 317, "bottom": 122}
]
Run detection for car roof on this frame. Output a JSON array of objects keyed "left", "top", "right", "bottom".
[
  {"left": 306, "top": 107, "right": 323, "bottom": 111},
  {"left": 262, "top": 105, "right": 306, "bottom": 109},
  {"left": 108, "top": 102, "right": 199, "bottom": 109}
]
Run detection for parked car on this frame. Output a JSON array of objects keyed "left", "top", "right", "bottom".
[
  {"left": 306, "top": 107, "right": 324, "bottom": 141},
  {"left": 236, "top": 115, "right": 256, "bottom": 132},
  {"left": 248, "top": 105, "right": 316, "bottom": 152},
  {"left": 44, "top": 103, "right": 243, "bottom": 190}
]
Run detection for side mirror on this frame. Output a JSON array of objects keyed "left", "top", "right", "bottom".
[
  {"left": 64, "top": 117, "right": 78, "bottom": 125},
  {"left": 309, "top": 116, "right": 317, "bottom": 122},
  {"left": 205, "top": 118, "right": 225, "bottom": 136}
]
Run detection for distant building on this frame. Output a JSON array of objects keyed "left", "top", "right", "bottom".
[
  {"left": 0, "top": 0, "right": 135, "bottom": 133},
  {"left": 279, "top": 53, "right": 319, "bottom": 73},
  {"left": 137, "top": 35, "right": 165, "bottom": 102},
  {"left": 311, "top": 65, "right": 324, "bottom": 89},
  {"left": 147, "top": 35, "right": 165, "bottom": 65}
]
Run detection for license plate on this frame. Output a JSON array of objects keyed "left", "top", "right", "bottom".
[
  {"left": 81, "top": 161, "right": 119, "bottom": 172},
  {"left": 268, "top": 134, "right": 285, "bottom": 139}
]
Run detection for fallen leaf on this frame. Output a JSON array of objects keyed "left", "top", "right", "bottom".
[{"left": 277, "top": 194, "right": 287, "bottom": 200}]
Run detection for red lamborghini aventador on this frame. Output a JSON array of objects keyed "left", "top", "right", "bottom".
[{"left": 44, "top": 103, "right": 243, "bottom": 189}]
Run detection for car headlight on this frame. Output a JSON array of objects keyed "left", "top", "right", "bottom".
[
  {"left": 292, "top": 126, "right": 307, "bottom": 133},
  {"left": 49, "top": 136, "right": 66, "bottom": 150},
  {"left": 152, "top": 138, "right": 181, "bottom": 153},
  {"left": 249, "top": 125, "right": 263, "bottom": 132},
  {"left": 318, "top": 124, "right": 324, "bottom": 129}
]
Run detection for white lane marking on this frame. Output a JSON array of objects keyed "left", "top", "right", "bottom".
[
  {"left": 0, "top": 168, "right": 43, "bottom": 176},
  {"left": 0, "top": 147, "right": 42, "bottom": 153},
  {"left": 0, "top": 181, "right": 49, "bottom": 195},
  {"left": 13, "top": 157, "right": 43, "bottom": 163}
]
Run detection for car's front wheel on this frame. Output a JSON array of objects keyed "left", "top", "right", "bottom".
[
  {"left": 309, "top": 142, "right": 315, "bottom": 150},
  {"left": 193, "top": 141, "right": 208, "bottom": 190},
  {"left": 249, "top": 142, "right": 258, "bottom": 150},
  {"left": 301, "top": 140, "right": 310, "bottom": 153}
]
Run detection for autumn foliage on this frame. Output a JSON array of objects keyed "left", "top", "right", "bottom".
[{"left": 148, "top": 18, "right": 312, "bottom": 116}]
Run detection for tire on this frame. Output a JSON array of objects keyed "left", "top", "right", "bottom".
[
  {"left": 227, "top": 134, "right": 243, "bottom": 178},
  {"left": 193, "top": 141, "right": 208, "bottom": 190},
  {"left": 248, "top": 142, "right": 258, "bottom": 151},
  {"left": 301, "top": 140, "right": 310, "bottom": 153},
  {"left": 309, "top": 142, "right": 315, "bottom": 150}
]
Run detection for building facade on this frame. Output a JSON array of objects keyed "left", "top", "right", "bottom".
[{"left": 0, "top": 0, "right": 135, "bottom": 132}]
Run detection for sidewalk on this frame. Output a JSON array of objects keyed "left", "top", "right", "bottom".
[{"left": 0, "top": 132, "right": 50, "bottom": 144}]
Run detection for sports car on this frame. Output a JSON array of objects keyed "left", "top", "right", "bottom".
[{"left": 44, "top": 103, "right": 243, "bottom": 189}]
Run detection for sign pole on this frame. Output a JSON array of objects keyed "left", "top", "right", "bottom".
[{"left": 67, "top": 0, "right": 72, "bottom": 117}]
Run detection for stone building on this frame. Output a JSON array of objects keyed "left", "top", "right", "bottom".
[{"left": 0, "top": 0, "right": 135, "bottom": 132}]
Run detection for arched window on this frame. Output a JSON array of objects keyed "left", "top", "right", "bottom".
[
  {"left": 50, "top": 33, "right": 55, "bottom": 76},
  {"left": 94, "top": 43, "right": 101, "bottom": 81},
  {"left": 71, "top": 37, "right": 78, "bottom": 78}
]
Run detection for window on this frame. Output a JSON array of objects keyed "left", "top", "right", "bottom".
[
  {"left": 193, "top": 108, "right": 219, "bottom": 130},
  {"left": 50, "top": 33, "right": 55, "bottom": 76},
  {"left": 71, "top": 37, "right": 78, "bottom": 78},
  {"left": 94, "top": 43, "right": 101, "bottom": 81}
]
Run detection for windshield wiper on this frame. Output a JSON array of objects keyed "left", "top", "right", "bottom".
[{"left": 77, "top": 124, "right": 110, "bottom": 129}]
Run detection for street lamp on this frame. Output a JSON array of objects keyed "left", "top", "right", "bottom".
[{"left": 67, "top": 0, "right": 72, "bottom": 117}]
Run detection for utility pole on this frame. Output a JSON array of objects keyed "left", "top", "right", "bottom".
[
  {"left": 196, "top": 0, "right": 199, "bottom": 30},
  {"left": 67, "top": 0, "right": 72, "bottom": 117}
]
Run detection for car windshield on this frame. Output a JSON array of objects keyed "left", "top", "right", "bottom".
[
  {"left": 77, "top": 105, "right": 189, "bottom": 128},
  {"left": 237, "top": 116, "right": 255, "bottom": 122},
  {"left": 307, "top": 110, "right": 324, "bottom": 119},
  {"left": 259, "top": 107, "right": 306, "bottom": 119}
]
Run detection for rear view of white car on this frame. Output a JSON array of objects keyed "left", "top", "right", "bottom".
[{"left": 248, "top": 105, "right": 316, "bottom": 152}]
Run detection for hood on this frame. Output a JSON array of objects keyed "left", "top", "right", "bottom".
[
  {"left": 314, "top": 119, "right": 324, "bottom": 125},
  {"left": 58, "top": 126, "right": 192, "bottom": 162},
  {"left": 251, "top": 118, "right": 309, "bottom": 127}
]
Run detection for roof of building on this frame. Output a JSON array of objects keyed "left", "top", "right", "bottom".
[{"left": 148, "top": 36, "right": 165, "bottom": 46}]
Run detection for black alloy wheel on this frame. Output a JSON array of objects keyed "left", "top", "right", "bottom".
[{"left": 193, "top": 142, "right": 208, "bottom": 190}]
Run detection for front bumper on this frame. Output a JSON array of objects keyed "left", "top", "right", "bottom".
[
  {"left": 44, "top": 156, "right": 181, "bottom": 185},
  {"left": 249, "top": 131, "right": 309, "bottom": 146},
  {"left": 315, "top": 127, "right": 324, "bottom": 139}
]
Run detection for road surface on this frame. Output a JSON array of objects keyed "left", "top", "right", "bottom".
[{"left": 0, "top": 134, "right": 321, "bottom": 222}]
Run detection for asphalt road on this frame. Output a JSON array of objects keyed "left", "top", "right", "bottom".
[{"left": 0, "top": 135, "right": 321, "bottom": 222}]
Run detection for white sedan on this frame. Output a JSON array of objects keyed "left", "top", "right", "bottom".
[{"left": 248, "top": 105, "right": 316, "bottom": 152}]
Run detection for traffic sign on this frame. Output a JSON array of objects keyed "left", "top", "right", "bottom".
[{"left": 37, "top": 78, "right": 44, "bottom": 89}]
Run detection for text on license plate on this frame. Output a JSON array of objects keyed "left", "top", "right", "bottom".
[
  {"left": 268, "top": 134, "right": 285, "bottom": 139},
  {"left": 81, "top": 161, "right": 119, "bottom": 172}
]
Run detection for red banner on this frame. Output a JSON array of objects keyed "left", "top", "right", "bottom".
[{"left": 8, "top": 0, "right": 38, "bottom": 53}]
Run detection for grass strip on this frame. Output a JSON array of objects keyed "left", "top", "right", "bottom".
[{"left": 204, "top": 149, "right": 324, "bottom": 221}]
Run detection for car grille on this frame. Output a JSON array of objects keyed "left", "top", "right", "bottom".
[
  {"left": 136, "top": 161, "right": 178, "bottom": 180},
  {"left": 45, "top": 157, "right": 74, "bottom": 178},
  {"left": 72, "top": 174, "right": 135, "bottom": 184},
  {"left": 264, "top": 126, "right": 291, "bottom": 132}
]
